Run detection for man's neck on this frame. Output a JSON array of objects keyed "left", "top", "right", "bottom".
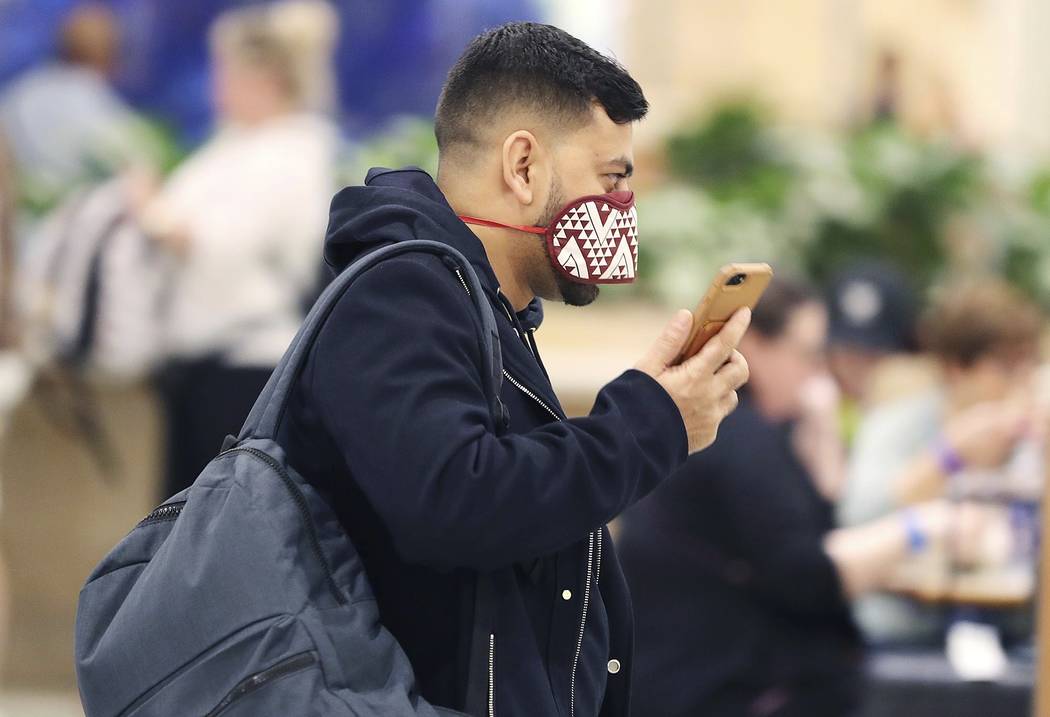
[
  {"left": 439, "top": 178, "right": 535, "bottom": 312},
  {"left": 469, "top": 227, "right": 534, "bottom": 311}
]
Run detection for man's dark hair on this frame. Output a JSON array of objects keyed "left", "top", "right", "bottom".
[
  {"left": 435, "top": 22, "right": 648, "bottom": 153},
  {"left": 751, "top": 277, "right": 821, "bottom": 338}
]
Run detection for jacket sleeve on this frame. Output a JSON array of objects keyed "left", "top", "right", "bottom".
[{"left": 303, "top": 255, "right": 687, "bottom": 571}]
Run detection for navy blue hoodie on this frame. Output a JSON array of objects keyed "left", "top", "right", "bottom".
[{"left": 280, "top": 168, "right": 687, "bottom": 716}]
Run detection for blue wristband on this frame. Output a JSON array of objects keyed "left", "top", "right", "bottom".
[
  {"left": 902, "top": 509, "right": 927, "bottom": 553},
  {"left": 934, "top": 435, "right": 965, "bottom": 476}
]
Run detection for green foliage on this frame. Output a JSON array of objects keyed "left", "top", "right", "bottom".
[
  {"left": 638, "top": 100, "right": 1050, "bottom": 309},
  {"left": 666, "top": 102, "right": 794, "bottom": 211},
  {"left": 1027, "top": 169, "right": 1050, "bottom": 214},
  {"left": 805, "top": 125, "right": 982, "bottom": 287},
  {"left": 340, "top": 116, "right": 439, "bottom": 186},
  {"left": 14, "top": 114, "right": 185, "bottom": 218},
  {"left": 332, "top": 104, "right": 1050, "bottom": 311},
  {"left": 1005, "top": 173, "right": 1050, "bottom": 309}
]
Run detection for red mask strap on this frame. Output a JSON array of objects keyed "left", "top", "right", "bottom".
[{"left": 459, "top": 215, "right": 547, "bottom": 235}]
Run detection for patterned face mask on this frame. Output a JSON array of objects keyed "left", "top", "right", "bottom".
[{"left": 459, "top": 190, "right": 638, "bottom": 284}]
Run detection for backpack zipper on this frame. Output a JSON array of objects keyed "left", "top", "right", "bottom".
[
  {"left": 203, "top": 651, "right": 318, "bottom": 717},
  {"left": 137, "top": 501, "right": 186, "bottom": 528},
  {"left": 218, "top": 446, "right": 347, "bottom": 605}
]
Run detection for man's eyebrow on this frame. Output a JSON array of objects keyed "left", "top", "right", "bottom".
[{"left": 606, "top": 156, "right": 634, "bottom": 177}]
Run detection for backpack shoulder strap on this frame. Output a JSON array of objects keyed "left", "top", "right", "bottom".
[{"left": 237, "top": 239, "right": 504, "bottom": 442}]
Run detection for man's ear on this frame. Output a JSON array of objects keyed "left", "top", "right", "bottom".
[{"left": 501, "top": 130, "right": 545, "bottom": 207}]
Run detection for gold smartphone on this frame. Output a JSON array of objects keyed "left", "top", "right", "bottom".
[{"left": 677, "top": 263, "right": 773, "bottom": 363}]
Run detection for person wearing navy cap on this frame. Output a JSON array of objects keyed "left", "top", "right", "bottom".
[{"left": 825, "top": 262, "right": 919, "bottom": 406}]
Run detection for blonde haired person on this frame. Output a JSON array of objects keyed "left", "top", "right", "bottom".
[{"left": 129, "top": 0, "right": 340, "bottom": 498}]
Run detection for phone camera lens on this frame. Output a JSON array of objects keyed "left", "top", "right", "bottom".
[{"left": 727, "top": 273, "right": 747, "bottom": 286}]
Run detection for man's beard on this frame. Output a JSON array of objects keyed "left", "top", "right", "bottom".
[{"left": 537, "top": 177, "right": 599, "bottom": 307}]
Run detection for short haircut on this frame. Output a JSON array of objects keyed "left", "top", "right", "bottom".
[
  {"left": 920, "top": 280, "right": 1044, "bottom": 366},
  {"left": 751, "top": 277, "right": 821, "bottom": 338},
  {"left": 58, "top": 4, "right": 119, "bottom": 71},
  {"left": 435, "top": 22, "right": 648, "bottom": 153}
]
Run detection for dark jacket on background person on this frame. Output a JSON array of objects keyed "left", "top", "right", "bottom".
[
  {"left": 616, "top": 393, "right": 863, "bottom": 717},
  {"left": 279, "top": 168, "right": 687, "bottom": 716}
]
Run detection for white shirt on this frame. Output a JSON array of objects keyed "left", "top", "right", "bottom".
[
  {"left": 155, "top": 113, "right": 337, "bottom": 366},
  {"left": 838, "top": 390, "right": 945, "bottom": 644}
]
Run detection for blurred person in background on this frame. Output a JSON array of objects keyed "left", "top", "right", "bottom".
[
  {"left": 129, "top": 0, "right": 339, "bottom": 498},
  {"left": 825, "top": 263, "right": 922, "bottom": 416},
  {"left": 870, "top": 49, "right": 903, "bottom": 125},
  {"left": 801, "top": 263, "right": 924, "bottom": 503},
  {"left": 617, "top": 278, "right": 962, "bottom": 717},
  {"left": 838, "top": 280, "right": 1044, "bottom": 646},
  {"left": 0, "top": 134, "right": 17, "bottom": 354},
  {"left": 0, "top": 3, "right": 143, "bottom": 214},
  {"left": 0, "top": 133, "right": 22, "bottom": 676}
]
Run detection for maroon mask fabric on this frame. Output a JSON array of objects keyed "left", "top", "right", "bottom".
[{"left": 459, "top": 190, "right": 638, "bottom": 285}]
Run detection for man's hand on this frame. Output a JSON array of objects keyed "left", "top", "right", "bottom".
[
  {"left": 943, "top": 398, "right": 1030, "bottom": 469},
  {"left": 793, "top": 373, "right": 847, "bottom": 500},
  {"left": 635, "top": 308, "right": 751, "bottom": 454}
]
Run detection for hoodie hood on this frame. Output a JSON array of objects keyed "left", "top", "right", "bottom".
[{"left": 324, "top": 167, "right": 543, "bottom": 328}]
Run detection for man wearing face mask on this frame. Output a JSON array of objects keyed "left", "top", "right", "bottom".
[{"left": 281, "top": 22, "right": 751, "bottom": 717}]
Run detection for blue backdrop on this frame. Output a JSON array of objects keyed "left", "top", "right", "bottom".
[{"left": 0, "top": 0, "right": 540, "bottom": 146}]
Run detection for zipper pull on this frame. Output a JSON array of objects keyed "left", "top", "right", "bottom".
[{"left": 497, "top": 397, "right": 510, "bottom": 430}]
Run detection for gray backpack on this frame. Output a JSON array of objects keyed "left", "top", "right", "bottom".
[{"left": 74, "top": 240, "right": 503, "bottom": 717}]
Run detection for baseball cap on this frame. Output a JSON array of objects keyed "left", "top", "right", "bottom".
[{"left": 826, "top": 262, "right": 919, "bottom": 353}]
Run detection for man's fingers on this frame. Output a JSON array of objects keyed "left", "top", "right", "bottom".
[
  {"left": 686, "top": 308, "right": 752, "bottom": 376},
  {"left": 715, "top": 350, "right": 750, "bottom": 390},
  {"left": 635, "top": 309, "right": 694, "bottom": 377},
  {"left": 720, "top": 389, "right": 739, "bottom": 415}
]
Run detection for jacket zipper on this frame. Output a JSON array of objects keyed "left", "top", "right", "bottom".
[
  {"left": 500, "top": 369, "right": 560, "bottom": 422},
  {"left": 594, "top": 530, "right": 603, "bottom": 585},
  {"left": 204, "top": 651, "right": 318, "bottom": 717},
  {"left": 455, "top": 264, "right": 552, "bottom": 421},
  {"left": 504, "top": 370, "right": 600, "bottom": 717},
  {"left": 455, "top": 264, "right": 598, "bottom": 716},
  {"left": 488, "top": 633, "right": 496, "bottom": 717},
  {"left": 569, "top": 532, "right": 595, "bottom": 717},
  {"left": 218, "top": 446, "right": 347, "bottom": 605},
  {"left": 137, "top": 501, "right": 185, "bottom": 528}
]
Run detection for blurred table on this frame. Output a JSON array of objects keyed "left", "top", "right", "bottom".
[
  {"left": 1037, "top": 448, "right": 1050, "bottom": 716},
  {"left": 859, "top": 649, "right": 1033, "bottom": 717},
  {"left": 887, "top": 566, "right": 1034, "bottom": 609}
]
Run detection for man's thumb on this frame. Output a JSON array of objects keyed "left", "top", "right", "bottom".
[{"left": 635, "top": 309, "right": 694, "bottom": 377}]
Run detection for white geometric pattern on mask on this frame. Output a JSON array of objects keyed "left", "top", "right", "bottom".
[{"left": 551, "top": 200, "right": 638, "bottom": 282}]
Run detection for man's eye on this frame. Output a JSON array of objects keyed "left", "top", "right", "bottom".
[{"left": 606, "top": 173, "right": 628, "bottom": 183}]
